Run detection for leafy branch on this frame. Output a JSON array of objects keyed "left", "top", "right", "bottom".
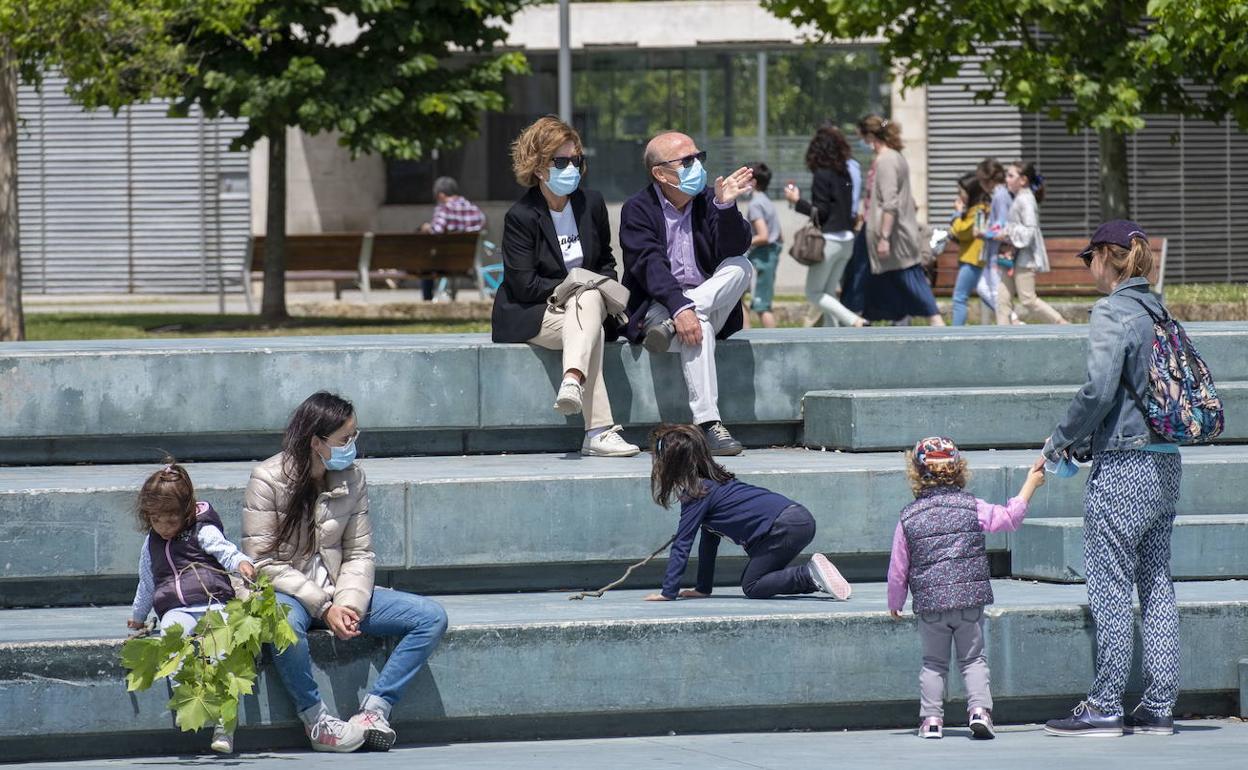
[{"left": 121, "top": 575, "right": 297, "bottom": 733}]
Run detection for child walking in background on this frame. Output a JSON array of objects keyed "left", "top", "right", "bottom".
[
  {"left": 888, "top": 438, "right": 1046, "bottom": 740},
  {"left": 949, "top": 173, "right": 990, "bottom": 326},
  {"left": 127, "top": 459, "right": 256, "bottom": 754},
  {"left": 644, "top": 424, "right": 852, "bottom": 602},
  {"left": 745, "top": 162, "right": 782, "bottom": 329},
  {"left": 995, "top": 161, "right": 1067, "bottom": 325}
]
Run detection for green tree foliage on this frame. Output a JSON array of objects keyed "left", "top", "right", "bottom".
[
  {"left": 762, "top": 0, "right": 1248, "bottom": 219},
  {"left": 121, "top": 576, "right": 297, "bottom": 733}
]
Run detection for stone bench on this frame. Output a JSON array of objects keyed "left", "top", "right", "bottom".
[{"left": 5, "top": 324, "right": 1247, "bottom": 465}]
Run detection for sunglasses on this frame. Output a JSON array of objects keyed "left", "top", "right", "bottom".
[
  {"left": 653, "top": 150, "right": 707, "bottom": 169},
  {"left": 1080, "top": 253, "right": 1094, "bottom": 268},
  {"left": 551, "top": 154, "right": 585, "bottom": 170}
]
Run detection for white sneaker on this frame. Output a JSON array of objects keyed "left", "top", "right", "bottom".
[
  {"left": 210, "top": 723, "right": 233, "bottom": 754},
  {"left": 554, "top": 379, "right": 584, "bottom": 416},
  {"left": 348, "top": 708, "right": 397, "bottom": 752},
  {"left": 582, "top": 426, "right": 640, "bottom": 457},
  {"left": 306, "top": 712, "right": 365, "bottom": 753},
  {"left": 806, "top": 553, "right": 852, "bottom": 600}
]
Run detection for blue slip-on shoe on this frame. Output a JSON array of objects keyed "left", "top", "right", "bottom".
[
  {"left": 1123, "top": 704, "right": 1175, "bottom": 735},
  {"left": 1044, "top": 700, "right": 1124, "bottom": 737}
]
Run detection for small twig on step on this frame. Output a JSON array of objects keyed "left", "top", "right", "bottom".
[{"left": 568, "top": 536, "right": 677, "bottom": 600}]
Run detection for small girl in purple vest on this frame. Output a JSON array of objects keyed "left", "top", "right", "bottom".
[
  {"left": 126, "top": 459, "right": 255, "bottom": 754},
  {"left": 887, "top": 437, "right": 1045, "bottom": 740}
]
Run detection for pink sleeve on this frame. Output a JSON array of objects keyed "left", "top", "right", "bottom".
[
  {"left": 887, "top": 522, "right": 910, "bottom": 613},
  {"left": 977, "top": 496, "right": 1029, "bottom": 533}
]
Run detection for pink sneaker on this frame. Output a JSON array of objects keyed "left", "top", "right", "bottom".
[
  {"left": 349, "top": 708, "right": 397, "bottom": 751},
  {"left": 919, "top": 716, "right": 943, "bottom": 739},
  {"left": 969, "top": 707, "right": 995, "bottom": 739},
  {"left": 806, "top": 553, "right": 852, "bottom": 600},
  {"left": 306, "top": 712, "right": 365, "bottom": 753}
]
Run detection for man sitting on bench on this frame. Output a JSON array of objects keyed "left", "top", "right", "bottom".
[{"left": 419, "top": 176, "right": 485, "bottom": 301}]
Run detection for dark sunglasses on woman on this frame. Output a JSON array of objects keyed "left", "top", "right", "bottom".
[
  {"left": 653, "top": 150, "right": 708, "bottom": 169},
  {"left": 552, "top": 154, "right": 585, "bottom": 170}
]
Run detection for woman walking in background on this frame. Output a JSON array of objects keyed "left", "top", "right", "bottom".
[
  {"left": 785, "top": 123, "right": 866, "bottom": 327},
  {"left": 857, "top": 115, "right": 944, "bottom": 326},
  {"left": 995, "top": 161, "right": 1067, "bottom": 325}
]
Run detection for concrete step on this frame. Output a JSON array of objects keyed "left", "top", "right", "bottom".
[
  {"left": 2, "top": 446, "right": 1245, "bottom": 607},
  {"left": 2, "top": 580, "right": 1245, "bottom": 761},
  {"left": 802, "top": 382, "right": 1247, "bottom": 451},
  {"left": 1011, "top": 514, "right": 1248, "bottom": 583},
  {"left": 5, "top": 324, "right": 1247, "bottom": 464}
]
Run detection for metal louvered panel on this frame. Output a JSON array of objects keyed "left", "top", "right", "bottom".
[
  {"left": 926, "top": 59, "right": 1022, "bottom": 220},
  {"left": 1020, "top": 112, "right": 1098, "bottom": 238},
  {"left": 15, "top": 75, "right": 250, "bottom": 294}
]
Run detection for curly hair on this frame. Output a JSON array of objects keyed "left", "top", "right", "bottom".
[
  {"left": 904, "top": 452, "right": 970, "bottom": 497},
  {"left": 805, "top": 122, "right": 851, "bottom": 175},
  {"left": 511, "top": 115, "right": 584, "bottom": 188}
]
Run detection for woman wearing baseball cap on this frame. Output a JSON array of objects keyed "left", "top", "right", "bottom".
[{"left": 1041, "top": 221, "right": 1182, "bottom": 738}]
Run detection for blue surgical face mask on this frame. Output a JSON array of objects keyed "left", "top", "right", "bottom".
[
  {"left": 322, "top": 436, "right": 357, "bottom": 471},
  {"left": 673, "top": 158, "right": 707, "bottom": 196},
  {"left": 857, "top": 138, "right": 873, "bottom": 153},
  {"left": 1044, "top": 456, "right": 1079, "bottom": 478},
  {"left": 544, "top": 165, "right": 581, "bottom": 197}
]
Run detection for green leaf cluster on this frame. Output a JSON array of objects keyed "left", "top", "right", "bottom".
[
  {"left": 120, "top": 576, "right": 298, "bottom": 733},
  {"left": 762, "top": 0, "right": 1248, "bottom": 135}
]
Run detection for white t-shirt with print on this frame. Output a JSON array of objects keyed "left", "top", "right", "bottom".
[{"left": 550, "top": 205, "right": 584, "bottom": 270}]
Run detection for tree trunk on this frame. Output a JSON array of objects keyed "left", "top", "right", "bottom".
[
  {"left": 1098, "top": 127, "right": 1131, "bottom": 221},
  {"left": 0, "top": 48, "right": 25, "bottom": 342},
  {"left": 261, "top": 129, "right": 288, "bottom": 321}
]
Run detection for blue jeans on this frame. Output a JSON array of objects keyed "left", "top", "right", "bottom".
[
  {"left": 747, "top": 242, "right": 781, "bottom": 312},
  {"left": 272, "top": 588, "right": 448, "bottom": 713},
  {"left": 951, "top": 262, "right": 983, "bottom": 326}
]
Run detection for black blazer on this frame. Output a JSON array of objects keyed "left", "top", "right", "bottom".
[
  {"left": 618, "top": 185, "right": 752, "bottom": 344},
  {"left": 491, "top": 186, "right": 618, "bottom": 343},
  {"left": 796, "top": 166, "right": 854, "bottom": 234}
]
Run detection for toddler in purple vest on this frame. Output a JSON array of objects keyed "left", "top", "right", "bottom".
[
  {"left": 126, "top": 459, "right": 255, "bottom": 754},
  {"left": 887, "top": 437, "right": 1046, "bottom": 740}
]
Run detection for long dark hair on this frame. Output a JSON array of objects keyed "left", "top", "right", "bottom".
[
  {"left": 650, "top": 424, "right": 735, "bottom": 509},
  {"left": 273, "top": 392, "right": 356, "bottom": 559},
  {"left": 805, "top": 122, "right": 851, "bottom": 175},
  {"left": 957, "top": 172, "right": 986, "bottom": 206},
  {"left": 136, "top": 455, "right": 196, "bottom": 533}
]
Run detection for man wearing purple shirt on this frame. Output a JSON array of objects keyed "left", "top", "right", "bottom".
[{"left": 619, "top": 132, "right": 755, "bottom": 455}]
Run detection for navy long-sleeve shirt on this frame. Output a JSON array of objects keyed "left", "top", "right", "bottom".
[{"left": 661, "top": 478, "right": 796, "bottom": 598}]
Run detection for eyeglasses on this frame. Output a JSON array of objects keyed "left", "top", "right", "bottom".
[
  {"left": 652, "top": 150, "right": 707, "bottom": 169},
  {"left": 552, "top": 155, "right": 585, "bottom": 170},
  {"left": 320, "top": 430, "right": 360, "bottom": 448}
]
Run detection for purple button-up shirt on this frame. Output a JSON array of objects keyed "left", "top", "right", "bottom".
[{"left": 653, "top": 183, "right": 704, "bottom": 291}]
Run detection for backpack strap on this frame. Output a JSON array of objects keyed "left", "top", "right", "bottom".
[{"left": 1124, "top": 292, "right": 1169, "bottom": 323}]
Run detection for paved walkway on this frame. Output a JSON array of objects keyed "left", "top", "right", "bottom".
[{"left": 9, "top": 722, "right": 1247, "bottom": 769}]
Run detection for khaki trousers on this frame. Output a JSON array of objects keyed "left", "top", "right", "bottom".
[
  {"left": 996, "top": 267, "right": 1064, "bottom": 324},
  {"left": 528, "top": 289, "right": 613, "bottom": 430}
]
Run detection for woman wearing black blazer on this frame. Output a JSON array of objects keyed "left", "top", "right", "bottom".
[{"left": 490, "top": 116, "right": 639, "bottom": 457}]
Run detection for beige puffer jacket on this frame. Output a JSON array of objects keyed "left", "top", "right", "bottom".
[{"left": 241, "top": 452, "right": 375, "bottom": 618}]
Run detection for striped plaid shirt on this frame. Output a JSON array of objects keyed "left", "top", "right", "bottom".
[{"left": 430, "top": 196, "right": 486, "bottom": 233}]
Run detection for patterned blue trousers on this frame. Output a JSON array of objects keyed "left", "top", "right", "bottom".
[{"left": 1083, "top": 450, "right": 1183, "bottom": 717}]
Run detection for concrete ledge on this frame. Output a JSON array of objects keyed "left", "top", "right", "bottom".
[
  {"left": 5, "top": 446, "right": 1247, "bottom": 604},
  {"left": 803, "top": 383, "right": 1248, "bottom": 451},
  {"left": 1, "top": 581, "right": 1246, "bottom": 761},
  {"left": 1012, "top": 515, "right": 1248, "bottom": 583},
  {"left": 5, "top": 324, "right": 1248, "bottom": 464}
]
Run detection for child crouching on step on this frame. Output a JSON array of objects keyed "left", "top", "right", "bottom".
[
  {"left": 644, "top": 424, "right": 851, "bottom": 602},
  {"left": 888, "top": 437, "right": 1046, "bottom": 740},
  {"left": 127, "top": 459, "right": 256, "bottom": 754}
]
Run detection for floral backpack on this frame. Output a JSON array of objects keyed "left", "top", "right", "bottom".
[{"left": 1128, "top": 296, "right": 1224, "bottom": 444}]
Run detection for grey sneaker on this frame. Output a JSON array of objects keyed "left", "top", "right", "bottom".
[
  {"left": 1044, "top": 700, "right": 1124, "bottom": 737},
  {"left": 969, "top": 707, "right": 995, "bottom": 739},
  {"left": 703, "top": 422, "right": 743, "bottom": 456},
  {"left": 348, "top": 708, "right": 397, "bottom": 751},
  {"left": 306, "top": 712, "right": 366, "bottom": 752},
  {"left": 806, "top": 553, "right": 852, "bottom": 600},
  {"left": 554, "top": 379, "right": 584, "bottom": 415},
  {"left": 210, "top": 723, "right": 234, "bottom": 754},
  {"left": 1123, "top": 704, "right": 1175, "bottom": 735},
  {"left": 642, "top": 319, "right": 675, "bottom": 353},
  {"left": 582, "top": 425, "right": 641, "bottom": 457}
]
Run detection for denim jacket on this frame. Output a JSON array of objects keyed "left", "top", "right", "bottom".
[{"left": 1045, "top": 277, "right": 1167, "bottom": 460}]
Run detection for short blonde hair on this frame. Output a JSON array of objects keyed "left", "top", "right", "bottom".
[
  {"left": 511, "top": 115, "right": 584, "bottom": 188},
  {"left": 904, "top": 452, "right": 970, "bottom": 497}
]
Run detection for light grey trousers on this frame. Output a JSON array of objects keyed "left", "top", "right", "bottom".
[{"left": 918, "top": 606, "right": 993, "bottom": 718}]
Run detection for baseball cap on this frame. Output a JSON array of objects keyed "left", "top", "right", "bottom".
[
  {"left": 912, "top": 436, "right": 961, "bottom": 477},
  {"left": 1077, "top": 220, "right": 1148, "bottom": 263}
]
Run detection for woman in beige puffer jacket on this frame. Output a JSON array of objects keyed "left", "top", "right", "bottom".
[{"left": 243, "top": 392, "right": 447, "bottom": 754}]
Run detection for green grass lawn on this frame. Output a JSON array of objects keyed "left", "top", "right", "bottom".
[{"left": 26, "top": 314, "right": 490, "bottom": 341}]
